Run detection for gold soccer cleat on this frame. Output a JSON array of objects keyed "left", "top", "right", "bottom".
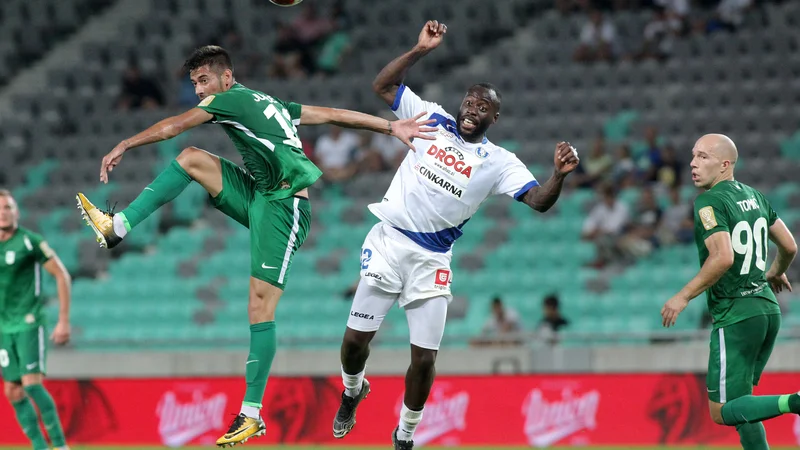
[
  {"left": 76, "top": 193, "right": 123, "bottom": 249},
  {"left": 216, "top": 413, "right": 266, "bottom": 447}
]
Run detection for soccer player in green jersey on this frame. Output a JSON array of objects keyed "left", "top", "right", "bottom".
[
  {"left": 76, "top": 45, "right": 435, "bottom": 447},
  {"left": 0, "top": 190, "right": 72, "bottom": 450},
  {"left": 661, "top": 134, "right": 798, "bottom": 450}
]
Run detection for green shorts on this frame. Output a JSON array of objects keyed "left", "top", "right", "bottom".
[
  {"left": 0, "top": 326, "right": 47, "bottom": 383},
  {"left": 707, "top": 314, "right": 780, "bottom": 403},
  {"left": 211, "top": 158, "right": 311, "bottom": 290}
]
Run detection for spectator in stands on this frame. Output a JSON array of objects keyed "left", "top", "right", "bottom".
[
  {"left": 582, "top": 183, "right": 630, "bottom": 267},
  {"left": 538, "top": 294, "right": 569, "bottom": 345},
  {"left": 642, "top": 126, "right": 665, "bottom": 183},
  {"left": 571, "top": 135, "right": 613, "bottom": 189},
  {"left": 317, "top": 0, "right": 353, "bottom": 76},
  {"left": 471, "top": 297, "right": 522, "bottom": 347},
  {"left": 700, "top": 0, "right": 753, "bottom": 33},
  {"left": 612, "top": 144, "right": 638, "bottom": 188},
  {"left": 654, "top": 144, "right": 682, "bottom": 188},
  {"left": 314, "top": 126, "right": 360, "bottom": 182},
  {"left": 574, "top": 10, "right": 618, "bottom": 63},
  {"left": 654, "top": 0, "right": 690, "bottom": 27},
  {"left": 291, "top": 4, "right": 335, "bottom": 75},
  {"left": 658, "top": 184, "right": 694, "bottom": 245},
  {"left": 619, "top": 187, "right": 662, "bottom": 261},
  {"left": 358, "top": 111, "right": 410, "bottom": 172},
  {"left": 116, "top": 64, "right": 164, "bottom": 110},
  {"left": 269, "top": 23, "right": 308, "bottom": 79},
  {"left": 631, "top": 6, "right": 683, "bottom": 61}
]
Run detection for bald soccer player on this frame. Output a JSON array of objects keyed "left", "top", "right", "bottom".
[{"left": 661, "top": 134, "right": 799, "bottom": 449}]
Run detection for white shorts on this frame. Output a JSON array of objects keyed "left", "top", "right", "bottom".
[
  {"left": 359, "top": 222, "right": 453, "bottom": 307},
  {"left": 347, "top": 222, "right": 453, "bottom": 350},
  {"left": 346, "top": 279, "right": 449, "bottom": 350}
]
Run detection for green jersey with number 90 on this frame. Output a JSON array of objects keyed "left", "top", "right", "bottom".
[
  {"left": 694, "top": 180, "right": 780, "bottom": 328},
  {"left": 196, "top": 83, "right": 322, "bottom": 201}
]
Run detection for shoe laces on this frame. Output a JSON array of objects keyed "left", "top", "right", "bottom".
[
  {"left": 226, "top": 413, "right": 247, "bottom": 432},
  {"left": 336, "top": 392, "right": 358, "bottom": 420},
  {"left": 102, "top": 201, "right": 118, "bottom": 217}
]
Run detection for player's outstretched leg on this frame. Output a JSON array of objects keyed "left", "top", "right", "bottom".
[
  {"left": 5, "top": 382, "right": 49, "bottom": 450},
  {"left": 393, "top": 296, "right": 449, "bottom": 449},
  {"left": 78, "top": 146, "right": 222, "bottom": 248},
  {"left": 334, "top": 327, "right": 375, "bottom": 438},
  {"left": 216, "top": 277, "right": 280, "bottom": 448},
  {"left": 334, "top": 281, "right": 397, "bottom": 438},
  {"left": 23, "top": 376, "right": 69, "bottom": 450}
]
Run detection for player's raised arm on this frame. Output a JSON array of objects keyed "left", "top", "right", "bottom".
[
  {"left": 372, "top": 20, "right": 447, "bottom": 106},
  {"left": 99, "top": 108, "right": 213, "bottom": 183},
  {"left": 42, "top": 255, "right": 71, "bottom": 344},
  {"left": 766, "top": 218, "right": 797, "bottom": 293},
  {"left": 299, "top": 106, "right": 436, "bottom": 151},
  {"left": 520, "top": 142, "right": 580, "bottom": 212}
]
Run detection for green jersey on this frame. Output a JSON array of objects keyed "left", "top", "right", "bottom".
[
  {"left": 0, "top": 227, "right": 54, "bottom": 332},
  {"left": 693, "top": 180, "right": 780, "bottom": 328},
  {"left": 196, "top": 83, "right": 322, "bottom": 201}
]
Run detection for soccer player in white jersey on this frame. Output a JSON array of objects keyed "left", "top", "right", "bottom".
[{"left": 331, "top": 21, "right": 581, "bottom": 449}]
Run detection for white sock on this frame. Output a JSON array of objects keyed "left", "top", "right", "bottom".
[
  {"left": 112, "top": 214, "right": 128, "bottom": 238},
  {"left": 342, "top": 366, "right": 365, "bottom": 398},
  {"left": 396, "top": 404, "right": 423, "bottom": 442},
  {"left": 240, "top": 404, "right": 260, "bottom": 419}
]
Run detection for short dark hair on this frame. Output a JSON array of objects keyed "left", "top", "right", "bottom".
[
  {"left": 543, "top": 294, "right": 559, "bottom": 309},
  {"left": 491, "top": 297, "right": 503, "bottom": 306},
  {"left": 183, "top": 45, "right": 233, "bottom": 74},
  {"left": 469, "top": 82, "right": 502, "bottom": 110}
]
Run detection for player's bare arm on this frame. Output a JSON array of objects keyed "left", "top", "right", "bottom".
[
  {"left": 766, "top": 218, "right": 797, "bottom": 293},
  {"left": 521, "top": 142, "right": 580, "bottom": 212},
  {"left": 43, "top": 255, "right": 71, "bottom": 345},
  {"left": 661, "top": 231, "right": 734, "bottom": 327},
  {"left": 100, "top": 108, "right": 213, "bottom": 183},
  {"left": 373, "top": 20, "right": 447, "bottom": 105},
  {"left": 300, "top": 106, "right": 437, "bottom": 151}
]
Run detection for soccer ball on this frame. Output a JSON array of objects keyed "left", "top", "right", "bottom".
[{"left": 269, "top": 0, "right": 304, "bottom": 6}]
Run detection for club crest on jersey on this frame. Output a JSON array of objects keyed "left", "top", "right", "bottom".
[
  {"left": 698, "top": 206, "right": 717, "bottom": 230},
  {"left": 426, "top": 145, "right": 473, "bottom": 179},
  {"left": 5, "top": 251, "right": 14, "bottom": 265}
]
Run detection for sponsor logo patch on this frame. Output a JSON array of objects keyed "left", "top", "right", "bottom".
[
  {"left": 350, "top": 311, "right": 375, "bottom": 320},
  {"left": 198, "top": 95, "right": 215, "bottom": 107},
  {"left": 434, "top": 269, "right": 451, "bottom": 290}
]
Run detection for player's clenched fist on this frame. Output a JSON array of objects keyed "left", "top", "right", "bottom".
[
  {"left": 417, "top": 20, "right": 447, "bottom": 51},
  {"left": 554, "top": 141, "right": 580, "bottom": 176}
]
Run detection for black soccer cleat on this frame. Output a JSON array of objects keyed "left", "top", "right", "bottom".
[
  {"left": 392, "top": 426, "right": 414, "bottom": 450},
  {"left": 332, "top": 378, "right": 371, "bottom": 438}
]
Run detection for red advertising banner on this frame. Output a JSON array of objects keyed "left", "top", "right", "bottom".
[{"left": 2, "top": 373, "right": 800, "bottom": 446}]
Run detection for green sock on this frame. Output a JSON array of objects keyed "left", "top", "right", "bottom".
[
  {"left": 736, "top": 423, "right": 769, "bottom": 450},
  {"left": 721, "top": 394, "right": 800, "bottom": 425},
  {"left": 11, "top": 397, "right": 48, "bottom": 449},
  {"left": 242, "top": 321, "right": 277, "bottom": 410},
  {"left": 120, "top": 160, "right": 193, "bottom": 230},
  {"left": 25, "top": 384, "right": 67, "bottom": 447}
]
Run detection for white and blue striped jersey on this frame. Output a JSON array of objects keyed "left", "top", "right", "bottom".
[{"left": 368, "top": 85, "right": 538, "bottom": 253}]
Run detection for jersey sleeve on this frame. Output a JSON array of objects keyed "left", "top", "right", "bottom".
[
  {"left": 694, "top": 193, "right": 730, "bottom": 241},
  {"left": 27, "top": 233, "right": 55, "bottom": 264},
  {"left": 492, "top": 153, "right": 539, "bottom": 201},
  {"left": 759, "top": 192, "right": 779, "bottom": 226},
  {"left": 390, "top": 84, "right": 442, "bottom": 120},
  {"left": 277, "top": 99, "right": 302, "bottom": 126},
  {"left": 195, "top": 92, "right": 238, "bottom": 121}
]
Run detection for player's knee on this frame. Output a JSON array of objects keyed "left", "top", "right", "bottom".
[
  {"left": 176, "top": 146, "right": 206, "bottom": 173},
  {"left": 411, "top": 347, "right": 437, "bottom": 372},
  {"left": 709, "top": 402, "right": 725, "bottom": 425},
  {"left": 342, "top": 328, "right": 370, "bottom": 354},
  {"left": 4, "top": 383, "right": 24, "bottom": 403}
]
